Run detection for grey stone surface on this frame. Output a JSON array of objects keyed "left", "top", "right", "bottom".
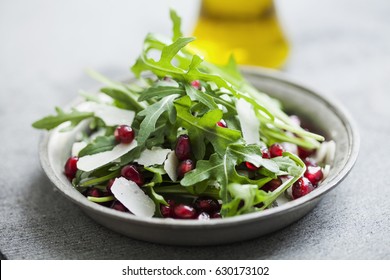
[{"left": 0, "top": 0, "right": 389, "bottom": 259}]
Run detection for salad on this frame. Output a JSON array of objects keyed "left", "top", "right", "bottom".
[{"left": 33, "top": 11, "right": 335, "bottom": 220}]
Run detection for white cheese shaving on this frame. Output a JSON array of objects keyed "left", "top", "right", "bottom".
[
  {"left": 325, "top": 140, "right": 336, "bottom": 164},
  {"left": 164, "top": 151, "right": 179, "bottom": 181},
  {"left": 322, "top": 164, "right": 331, "bottom": 180},
  {"left": 236, "top": 98, "right": 260, "bottom": 144},
  {"left": 314, "top": 140, "right": 336, "bottom": 164},
  {"left": 111, "top": 177, "right": 155, "bottom": 218},
  {"left": 314, "top": 141, "right": 328, "bottom": 163},
  {"left": 71, "top": 141, "right": 87, "bottom": 157},
  {"left": 134, "top": 147, "right": 171, "bottom": 166},
  {"left": 282, "top": 142, "right": 298, "bottom": 155},
  {"left": 77, "top": 140, "right": 137, "bottom": 172},
  {"left": 75, "top": 101, "right": 135, "bottom": 126}
]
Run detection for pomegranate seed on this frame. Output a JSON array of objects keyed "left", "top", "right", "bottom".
[
  {"left": 197, "top": 212, "right": 210, "bottom": 220},
  {"left": 191, "top": 80, "right": 201, "bottom": 89},
  {"left": 303, "top": 157, "right": 318, "bottom": 167},
  {"left": 160, "top": 200, "right": 175, "bottom": 218},
  {"left": 111, "top": 201, "right": 128, "bottom": 212},
  {"left": 194, "top": 197, "right": 220, "bottom": 214},
  {"left": 211, "top": 212, "right": 222, "bottom": 219},
  {"left": 106, "top": 178, "right": 116, "bottom": 194},
  {"left": 270, "top": 143, "right": 284, "bottom": 158},
  {"left": 245, "top": 162, "right": 258, "bottom": 171},
  {"left": 121, "top": 165, "right": 144, "bottom": 186},
  {"left": 87, "top": 188, "right": 102, "bottom": 197},
  {"left": 298, "top": 146, "right": 315, "bottom": 159},
  {"left": 177, "top": 159, "right": 194, "bottom": 179},
  {"left": 216, "top": 120, "right": 227, "bottom": 128},
  {"left": 292, "top": 177, "right": 314, "bottom": 199},
  {"left": 114, "top": 125, "right": 135, "bottom": 144},
  {"left": 262, "top": 178, "right": 283, "bottom": 192},
  {"left": 304, "top": 166, "right": 324, "bottom": 186},
  {"left": 64, "top": 156, "right": 78, "bottom": 180},
  {"left": 261, "top": 148, "right": 271, "bottom": 159},
  {"left": 175, "top": 134, "right": 191, "bottom": 161},
  {"left": 160, "top": 205, "right": 171, "bottom": 218},
  {"left": 174, "top": 204, "right": 197, "bottom": 219}
]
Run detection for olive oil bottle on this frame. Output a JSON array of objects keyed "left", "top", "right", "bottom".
[{"left": 191, "top": 0, "right": 289, "bottom": 68}]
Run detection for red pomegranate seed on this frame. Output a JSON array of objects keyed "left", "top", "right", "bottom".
[
  {"left": 304, "top": 166, "right": 324, "bottom": 186},
  {"left": 106, "top": 178, "right": 116, "bottom": 194},
  {"left": 191, "top": 80, "right": 201, "bottom": 89},
  {"left": 111, "top": 201, "right": 128, "bottom": 212},
  {"left": 160, "top": 205, "right": 171, "bottom": 218},
  {"left": 292, "top": 177, "right": 314, "bottom": 199},
  {"left": 216, "top": 120, "right": 227, "bottom": 128},
  {"left": 174, "top": 204, "right": 197, "bottom": 219},
  {"left": 262, "top": 178, "right": 283, "bottom": 192},
  {"left": 177, "top": 159, "right": 194, "bottom": 179},
  {"left": 245, "top": 162, "right": 258, "bottom": 171},
  {"left": 194, "top": 197, "right": 220, "bottom": 214},
  {"left": 64, "top": 156, "right": 78, "bottom": 180},
  {"left": 261, "top": 148, "right": 271, "bottom": 159},
  {"left": 160, "top": 200, "right": 175, "bottom": 218},
  {"left": 298, "top": 146, "right": 315, "bottom": 159},
  {"left": 269, "top": 143, "right": 284, "bottom": 158},
  {"left": 211, "top": 212, "right": 222, "bottom": 219},
  {"left": 121, "top": 165, "right": 144, "bottom": 186},
  {"left": 197, "top": 212, "right": 210, "bottom": 220},
  {"left": 114, "top": 125, "right": 135, "bottom": 144},
  {"left": 87, "top": 188, "right": 102, "bottom": 198},
  {"left": 175, "top": 134, "right": 191, "bottom": 161}
]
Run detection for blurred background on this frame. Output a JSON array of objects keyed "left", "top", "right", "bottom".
[{"left": 1, "top": 0, "right": 389, "bottom": 259}]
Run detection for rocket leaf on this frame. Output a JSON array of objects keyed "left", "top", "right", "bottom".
[
  {"left": 174, "top": 96, "right": 242, "bottom": 159},
  {"left": 136, "top": 94, "right": 179, "bottom": 146},
  {"left": 32, "top": 107, "right": 93, "bottom": 130}
]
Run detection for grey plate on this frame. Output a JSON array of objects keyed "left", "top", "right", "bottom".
[{"left": 39, "top": 67, "right": 359, "bottom": 246}]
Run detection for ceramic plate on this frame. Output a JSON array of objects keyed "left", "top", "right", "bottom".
[{"left": 39, "top": 67, "right": 359, "bottom": 245}]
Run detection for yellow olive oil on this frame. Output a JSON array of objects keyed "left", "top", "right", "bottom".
[{"left": 191, "top": 0, "right": 289, "bottom": 68}]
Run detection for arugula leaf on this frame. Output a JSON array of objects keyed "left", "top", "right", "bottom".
[
  {"left": 184, "top": 83, "right": 218, "bottom": 110},
  {"left": 100, "top": 88, "right": 142, "bottom": 111},
  {"left": 78, "top": 135, "right": 116, "bottom": 157},
  {"left": 131, "top": 19, "right": 324, "bottom": 148},
  {"left": 136, "top": 94, "right": 179, "bottom": 146},
  {"left": 79, "top": 169, "right": 120, "bottom": 187},
  {"left": 226, "top": 144, "right": 280, "bottom": 173},
  {"left": 32, "top": 107, "right": 93, "bottom": 130},
  {"left": 138, "top": 85, "right": 185, "bottom": 102},
  {"left": 174, "top": 96, "right": 242, "bottom": 159},
  {"left": 87, "top": 69, "right": 145, "bottom": 112},
  {"left": 170, "top": 9, "right": 183, "bottom": 41},
  {"left": 181, "top": 153, "right": 225, "bottom": 187},
  {"left": 143, "top": 166, "right": 165, "bottom": 188},
  {"left": 223, "top": 183, "right": 273, "bottom": 216},
  {"left": 271, "top": 156, "right": 303, "bottom": 177}
]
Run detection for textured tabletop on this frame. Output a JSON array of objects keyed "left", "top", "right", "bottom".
[{"left": 1, "top": 0, "right": 389, "bottom": 259}]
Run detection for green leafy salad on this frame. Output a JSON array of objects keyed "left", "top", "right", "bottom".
[{"left": 33, "top": 11, "right": 334, "bottom": 220}]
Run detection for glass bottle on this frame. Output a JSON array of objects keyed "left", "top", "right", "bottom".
[{"left": 191, "top": 0, "right": 289, "bottom": 68}]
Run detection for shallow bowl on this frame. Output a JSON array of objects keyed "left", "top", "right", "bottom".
[{"left": 39, "top": 67, "right": 359, "bottom": 245}]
